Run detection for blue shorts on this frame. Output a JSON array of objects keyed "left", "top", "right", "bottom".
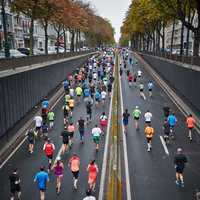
[{"left": 123, "top": 120, "right": 128, "bottom": 126}]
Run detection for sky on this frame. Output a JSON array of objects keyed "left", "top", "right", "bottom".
[{"left": 87, "top": 0, "right": 131, "bottom": 42}]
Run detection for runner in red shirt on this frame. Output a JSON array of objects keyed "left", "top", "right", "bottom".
[
  {"left": 186, "top": 114, "right": 196, "bottom": 141},
  {"left": 128, "top": 73, "right": 133, "bottom": 87},
  {"left": 43, "top": 138, "right": 55, "bottom": 171}
]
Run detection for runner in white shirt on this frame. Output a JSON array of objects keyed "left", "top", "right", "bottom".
[
  {"left": 144, "top": 110, "right": 153, "bottom": 125},
  {"left": 93, "top": 72, "right": 97, "bottom": 81},
  {"left": 101, "top": 90, "right": 107, "bottom": 105},
  {"left": 34, "top": 115, "right": 42, "bottom": 136},
  {"left": 92, "top": 125, "right": 102, "bottom": 150},
  {"left": 69, "top": 88, "right": 74, "bottom": 98},
  {"left": 137, "top": 70, "right": 142, "bottom": 80}
]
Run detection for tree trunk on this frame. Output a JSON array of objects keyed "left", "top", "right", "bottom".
[
  {"left": 56, "top": 29, "right": 60, "bottom": 54},
  {"left": 180, "top": 22, "right": 184, "bottom": 56},
  {"left": 193, "top": 29, "right": 200, "bottom": 56},
  {"left": 63, "top": 29, "right": 67, "bottom": 53},
  {"left": 162, "top": 22, "right": 165, "bottom": 51},
  {"left": 70, "top": 29, "right": 75, "bottom": 52},
  {"left": 29, "top": 17, "right": 34, "bottom": 56},
  {"left": 170, "top": 19, "right": 176, "bottom": 55},
  {"left": 1, "top": 0, "right": 10, "bottom": 57},
  {"left": 75, "top": 29, "right": 78, "bottom": 52},
  {"left": 44, "top": 21, "right": 48, "bottom": 55},
  {"left": 153, "top": 31, "right": 156, "bottom": 52}
]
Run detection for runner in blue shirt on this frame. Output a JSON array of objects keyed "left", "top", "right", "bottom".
[
  {"left": 147, "top": 81, "right": 154, "bottom": 97},
  {"left": 167, "top": 113, "right": 177, "bottom": 138},
  {"left": 34, "top": 166, "right": 49, "bottom": 200},
  {"left": 95, "top": 90, "right": 101, "bottom": 107}
]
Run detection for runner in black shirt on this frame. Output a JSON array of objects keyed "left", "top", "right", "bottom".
[
  {"left": 61, "top": 127, "right": 69, "bottom": 155},
  {"left": 77, "top": 117, "right": 85, "bottom": 143},
  {"left": 9, "top": 168, "right": 21, "bottom": 200}
]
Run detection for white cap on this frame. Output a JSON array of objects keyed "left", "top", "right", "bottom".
[
  {"left": 56, "top": 156, "right": 61, "bottom": 161},
  {"left": 136, "top": 106, "right": 139, "bottom": 109}
]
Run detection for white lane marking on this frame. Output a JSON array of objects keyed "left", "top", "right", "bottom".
[
  {"left": 119, "top": 56, "right": 132, "bottom": 200},
  {"left": 0, "top": 93, "right": 64, "bottom": 170},
  {"left": 159, "top": 136, "right": 169, "bottom": 155},
  {"left": 98, "top": 63, "right": 115, "bottom": 200}
]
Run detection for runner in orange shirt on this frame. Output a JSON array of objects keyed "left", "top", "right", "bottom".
[
  {"left": 186, "top": 114, "right": 196, "bottom": 141},
  {"left": 145, "top": 124, "right": 154, "bottom": 152},
  {"left": 87, "top": 160, "right": 99, "bottom": 191},
  {"left": 68, "top": 154, "right": 80, "bottom": 189}
]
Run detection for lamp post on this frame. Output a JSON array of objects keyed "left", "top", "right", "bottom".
[{"left": 1, "top": 0, "right": 10, "bottom": 57}]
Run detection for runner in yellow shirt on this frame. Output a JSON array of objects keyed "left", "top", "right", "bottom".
[{"left": 75, "top": 86, "right": 83, "bottom": 103}]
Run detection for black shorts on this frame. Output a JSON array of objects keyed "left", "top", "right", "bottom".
[
  {"left": 77, "top": 94, "right": 81, "bottom": 97},
  {"left": 47, "top": 154, "right": 53, "bottom": 160},
  {"left": 72, "top": 171, "right": 79, "bottom": 179},
  {"left": 134, "top": 117, "right": 139, "bottom": 120},
  {"left": 176, "top": 166, "right": 184, "bottom": 173},
  {"left": 146, "top": 137, "right": 152, "bottom": 143},
  {"left": 140, "top": 89, "right": 143, "bottom": 92},
  {"left": 148, "top": 89, "right": 152, "bottom": 92},
  {"left": 11, "top": 187, "right": 21, "bottom": 194},
  {"left": 36, "top": 126, "right": 41, "bottom": 131},
  {"left": 68, "top": 132, "right": 74, "bottom": 138},
  {"left": 28, "top": 139, "right": 34, "bottom": 144},
  {"left": 188, "top": 127, "right": 194, "bottom": 130},
  {"left": 145, "top": 121, "right": 151, "bottom": 125},
  {"left": 63, "top": 140, "right": 69, "bottom": 145},
  {"left": 39, "top": 188, "right": 46, "bottom": 192}
]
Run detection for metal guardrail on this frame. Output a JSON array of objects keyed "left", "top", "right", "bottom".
[
  {"left": 138, "top": 51, "right": 200, "bottom": 66},
  {"left": 0, "top": 50, "right": 94, "bottom": 71}
]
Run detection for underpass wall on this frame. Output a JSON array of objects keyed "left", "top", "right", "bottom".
[
  {"left": 139, "top": 53, "right": 200, "bottom": 115},
  {"left": 0, "top": 55, "right": 91, "bottom": 137}
]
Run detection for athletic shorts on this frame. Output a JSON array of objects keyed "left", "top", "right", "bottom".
[
  {"left": 77, "top": 94, "right": 81, "bottom": 97},
  {"left": 36, "top": 126, "right": 41, "bottom": 131},
  {"left": 148, "top": 89, "right": 152, "bottom": 92},
  {"left": 69, "top": 107, "right": 74, "bottom": 111},
  {"left": 39, "top": 188, "right": 46, "bottom": 192},
  {"left": 95, "top": 98, "right": 100, "bottom": 102},
  {"left": 176, "top": 166, "right": 184, "bottom": 173},
  {"left": 72, "top": 171, "right": 79, "bottom": 179},
  {"left": 146, "top": 137, "right": 152, "bottom": 143},
  {"left": 28, "top": 139, "right": 34, "bottom": 144},
  {"left": 93, "top": 136, "right": 100, "bottom": 144},
  {"left": 145, "top": 121, "right": 151, "bottom": 125},
  {"left": 68, "top": 132, "right": 74, "bottom": 139},
  {"left": 47, "top": 154, "right": 53, "bottom": 160},
  {"left": 63, "top": 140, "right": 69, "bottom": 145},
  {"left": 134, "top": 117, "right": 139, "bottom": 120},
  {"left": 140, "top": 89, "right": 144, "bottom": 92},
  {"left": 188, "top": 127, "right": 194, "bottom": 130},
  {"left": 11, "top": 187, "right": 21, "bottom": 194},
  {"left": 123, "top": 120, "right": 128, "bottom": 126}
]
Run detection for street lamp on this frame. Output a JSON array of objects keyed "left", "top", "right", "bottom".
[{"left": 1, "top": 0, "right": 10, "bottom": 58}]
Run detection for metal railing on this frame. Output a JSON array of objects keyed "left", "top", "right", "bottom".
[
  {"left": 138, "top": 50, "right": 200, "bottom": 66},
  {"left": 0, "top": 50, "right": 94, "bottom": 71}
]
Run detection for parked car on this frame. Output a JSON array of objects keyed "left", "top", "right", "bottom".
[
  {"left": 33, "top": 48, "right": 45, "bottom": 55},
  {"left": 0, "top": 49, "right": 27, "bottom": 58},
  {"left": 48, "top": 46, "right": 57, "bottom": 54},
  {"left": 17, "top": 48, "right": 30, "bottom": 56}
]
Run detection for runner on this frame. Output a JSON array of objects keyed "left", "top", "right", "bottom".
[
  {"left": 41, "top": 122, "right": 48, "bottom": 140},
  {"left": 26, "top": 129, "right": 35, "bottom": 154},
  {"left": 145, "top": 124, "right": 155, "bottom": 152},
  {"left": 47, "top": 110, "right": 55, "bottom": 129},
  {"left": 87, "top": 160, "right": 99, "bottom": 191},
  {"left": 41, "top": 97, "right": 49, "bottom": 121},
  {"left": 144, "top": 110, "right": 153, "bottom": 125},
  {"left": 119, "top": 67, "right": 123, "bottom": 76},
  {"left": 60, "top": 127, "right": 69, "bottom": 155},
  {"left": 9, "top": 168, "right": 21, "bottom": 200},
  {"left": 137, "top": 69, "right": 142, "bottom": 80},
  {"left": 86, "top": 101, "right": 93, "bottom": 123},
  {"left": 95, "top": 89, "right": 101, "bottom": 107},
  {"left": 92, "top": 125, "right": 102, "bottom": 151},
  {"left": 68, "top": 98, "right": 75, "bottom": 116},
  {"left": 34, "top": 166, "right": 49, "bottom": 200},
  {"left": 99, "top": 112, "right": 108, "bottom": 135},
  {"left": 34, "top": 115, "right": 43, "bottom": 138},
  {"left": 147, "top": 81, "right": 154, "bottom": 97},
  {"left": 75, "top": 85, "right": 83, "bottom": 103},
  {"left": 77, "top": 117, "right": 85, "bottom": 144},
  {"left": 122, "top": 109, "right": 130, "bottom": 133},
  {"left": 69, "top": 87, "right": 75, "bottom": 98},
  {"left": 186, "top": 114, "right": 196, "bottom": 141},
  {"left": 132, "top": 106, "right": 141, "bottom": 130},
  {"left": 101, "top": 89, "right": 107, "bottom": 106},
  {"left": 163, "top": 104, "right": 170, "bottom": 118},
  {"left": 43, "top": 138, "right": 55, "bottom": 171},
  {"left": 139, "top": 82, "right": 146, "bottom": 100},
  {"left": 67, "top": 122, "right": 75, "bottom": 148},
  {"left": 63, "top": 79, "right": 69, "bottom": 93},
  {"left": 83, "top": 189, "right": 96, "bottom": 200},
  {"left": 162, "top": 118, "right": 170, "bottom": 144},
  {"left": 167, "top": 112, "right": 177, "bottom": 139},
  {"left": 107, "top": 81, "right": 112, "bottom": 98},
  {"left": 52, "top": 157, "right": 64, "bottom": 195},
  {"left": 128, "top": 72, "right": 133, "bottom": 87},
  {"left": 174, "top": 148, "right": 188, "bottom": 187},
  {"left": 68, "top": 154, "right": 80, "bottom": 190},
  {"left": 63, "top": 103, "right": 70, "bottom": 125}
]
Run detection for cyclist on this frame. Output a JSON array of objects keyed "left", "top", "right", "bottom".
[
  {"left": 60, "top": 127, "right": 69, "bottom": 155},
  {"left": 87, "top": 160, "right": 99, "bottom": 192},
  {"left": 92, "top": 125, "right": 102, "bottom": 151},
  {"left": 174, "top": 148, "right": 187, "bottom": 188},
  {"left": 9, "top": 168, "right": 21, "bottom": 200},
  {"left": 26, "top": 129, "right": 35, "bottom": 154},
  {"left": 167, "top": 112, "right": 177, "bottom": 139},
  {"left": 43, "top": 138, "right": 55, "bottom": 172},
  {"left": 147, "top": 81, "right": 154, "bottom": 97},
  {"left": 145, "top": 124, "right": 155, "bottom": 152},
  {"left": 144, "top": 110, "right": 153, "bottom": 125},
  {"left": 34, "top": 166, "right": 49, "bottom": 200},
  {"left": 52, "top": 157, "right": 64, "bottom": 195},
  {"left": 68, "top": 154, "right": 80, "bottom": 190},
  {"left": 186, "top": 114, "right": 196, "bottom": 141},
  {"left": 132, "top": 106, "right": 141, "bottom": 130},
  {"left": 123, "top": 109, "right": 130, "bottom": 133},
  {"left": 47, "top": 110, "right": 55, "bottom": 129}
]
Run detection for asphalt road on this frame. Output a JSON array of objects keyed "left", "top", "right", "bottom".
[
  {"left": 120, "top": 53, "right": 200, "bottom": 200},
  {"left": 0, "top": 86, "right": 111, "bottom": 199}
]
